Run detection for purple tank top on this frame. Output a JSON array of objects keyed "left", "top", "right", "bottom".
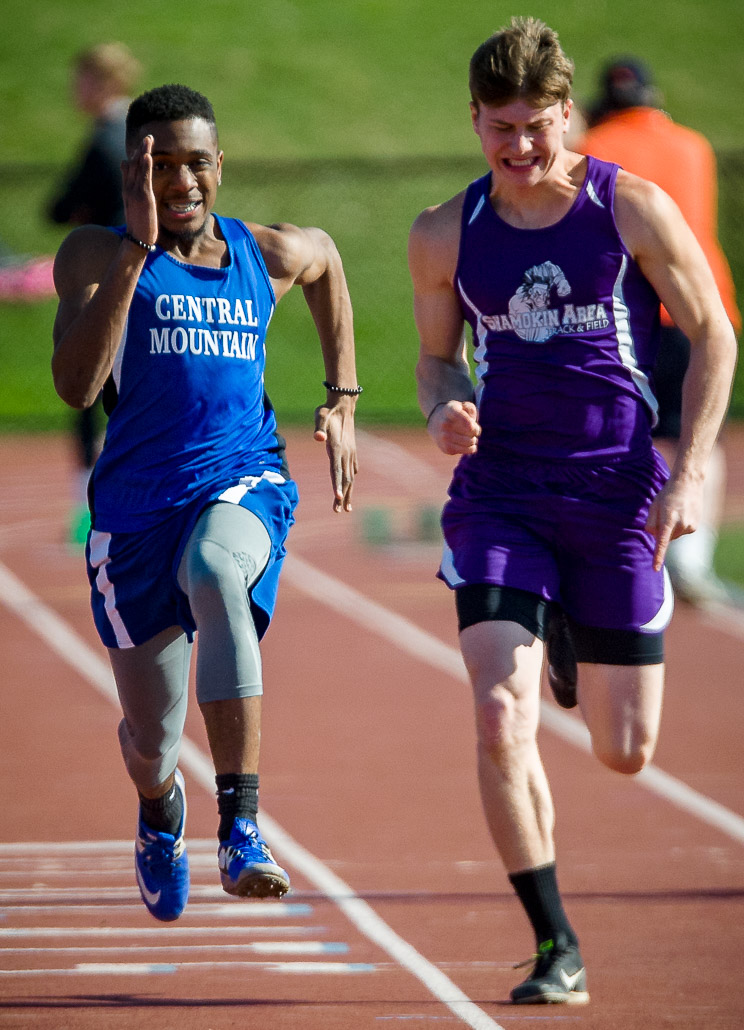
[{"left": 455, "top": 155, "right": 660, "bottom": 463}]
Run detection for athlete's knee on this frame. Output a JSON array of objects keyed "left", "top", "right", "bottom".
[
  {"left": 474, "top": 686, "right": 534, "bottom": 763},
  {"left": 593, "top": 729, "right": 657, "bottom": 775},
  {"left": 118, "top": 718, "right": 180, "bottom": 790}
]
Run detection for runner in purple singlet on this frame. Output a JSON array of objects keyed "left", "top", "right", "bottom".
[{"left": 408, "top": 17, "right": 736, "bottom": 1005}]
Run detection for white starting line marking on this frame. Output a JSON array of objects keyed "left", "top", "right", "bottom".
[
  {"left": 0, "top": 961, "right": 375, "bottom": 977},
  {"left": 0, "top": 907, "right": 322, "bottom": 927},
  {"left": 0, "top": 925, "right": 325, "bottom": 939},
  {"left": 0, "top": 891, "right": 312, "bottom": 915},
  {"left": 2, "top": 941, "right": 348, "bottom": 955},
  {"left": 0, "top": 839, "right": 218, "bottom": 854}
]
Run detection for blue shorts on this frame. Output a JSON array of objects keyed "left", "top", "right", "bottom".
[
  {"left": 439, "top": 449, "right": 673, "bottom": 634},
  {"left": 86, "top": 472, "right": 299, "bottom": 649}
]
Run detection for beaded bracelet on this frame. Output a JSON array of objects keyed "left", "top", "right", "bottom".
[
  {"left": 323, "top": 381, "right": 363, "bottom": 396},
  {"left": 123, "top": 231, "right": 157, "bottom": 253}
]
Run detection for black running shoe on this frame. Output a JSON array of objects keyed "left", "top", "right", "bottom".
[
  {"left": 545, "top": 608, "right": 578, "bottom": 709},
  {"left": 511, "top": 936, "right": 589, "bottom": 1005}
]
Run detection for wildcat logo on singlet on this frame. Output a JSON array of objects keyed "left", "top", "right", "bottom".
[
  {"left": 481, "top": 261, "right": 611, "bottom": 343},
  {"left": 148, "top": 293, "right": 261, "bottom": 360}
]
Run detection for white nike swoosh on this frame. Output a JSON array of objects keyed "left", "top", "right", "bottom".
[
  {"left": 559, "top": 967, "right": 584, "bottom": 991},
  {"left": 135, "top": 862, "right": 161, "bottom": 907}
]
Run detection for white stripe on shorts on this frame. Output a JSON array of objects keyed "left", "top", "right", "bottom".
[
  {"left": 439, "top": 543, "right": 466, "bottom": 588},
  {"left": 641, "top": 566, "right": 674, "bottom": 633},
  {"left": 88, "top": 529, "right": 134, "bottom": 648},
  {"left": 218, "top": 470, "right": 286, "bottom": 505}
]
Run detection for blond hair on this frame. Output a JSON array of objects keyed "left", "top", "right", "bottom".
[
  {"left": 74, "top": 42, "right": 141, "bottom": 95},
  {"left": 469, "top": 17, "right": 574, "bottom": 109}
]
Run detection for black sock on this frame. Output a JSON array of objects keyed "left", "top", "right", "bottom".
[
  {"left": 508, "top": 862, "right": 578, "bottom": 949},
  {"left": 216, "top": 772, "right": 259, "bottom": 842},
  {"left": 138, "top": 779, "right": 183, "bottom": 836}
]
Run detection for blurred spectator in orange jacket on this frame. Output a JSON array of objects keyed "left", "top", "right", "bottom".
[{"left": 578, "top": 57, "right": 741, "bottom": 607}]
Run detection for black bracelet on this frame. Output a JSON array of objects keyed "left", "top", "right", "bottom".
[
  {"left": 426, "top": 401, "right": 447, "bottom": 426},
  {"left": 323, "top": 381, "right": 363, "bottom": 396},
  {"left": 123, "top": 231, "right": 157, "bottom": 253}
]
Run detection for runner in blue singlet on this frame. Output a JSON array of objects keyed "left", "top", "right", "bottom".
[{"left": 52, "top": 84, "right": 360, "bottom": 923}]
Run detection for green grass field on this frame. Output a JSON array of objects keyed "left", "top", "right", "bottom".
[
  {"left": 715, "top": 523, "right": 744, "bottom": 584},
  {"left": 2, "top": 0, "right": 744, "bottom": 429},
  {"left": 3, "top": 0, "right": 744, "bottom": 431},
  {"left": 4, "top": 0, "right": 744, "bottom": 160}
]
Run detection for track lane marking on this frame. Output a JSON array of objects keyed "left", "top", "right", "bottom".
[
  {"left": 0, "top": 926, "right": 324, "bottom": 938},
  {"left": 0, "top": 962, "right": 376, "bottom": 976},
  {"left": 1, "top": 942, "right": 348, "bottom": 954}
]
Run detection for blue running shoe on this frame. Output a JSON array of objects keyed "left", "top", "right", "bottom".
[
  {"left": 218, "top": 818, "right": 290, "bottom": 898},
  {"left": 134, "top": 768, "right": 190, "bottom": 921}
]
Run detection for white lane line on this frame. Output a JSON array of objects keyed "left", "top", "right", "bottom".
[
  {"left": 0, "top": 560, "right": 505, "bottom": 1030},
  {"left": 700, "top": 603, "right": 744, "bottom": 639},
  {"left": 355, "top": 429, "right": 445, "bottom": 490},
  {"left": 0, "top": 888, "right": 309, "bottom": 910},
  {"left": 0, "top": 838, "right": 212, "bottom": 854},
  {"left": 0, "top": 908, "right": 321, "bottom": 928},
  {"left": 0, "top": 962, "right": 375, "bottom": 977},
  {"left": 2, "top": 942, "right": 348, "bottom": 955},
  {"left": 0, "top": 839, "right": 218, "bottom": 854},
  {"left": 0, "top": 517, "right": 63, "bottom": 542},
  {"left": 282, "top": 554, "right": 744, "bottom": 846},
  {"left": 0, "top": 926, "right": 323, "bottom": 939}
]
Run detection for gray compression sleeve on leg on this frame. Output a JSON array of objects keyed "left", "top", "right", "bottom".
[
  {"left": 177, "top": 502, "right": 271, "bottom": 704},
  {"left": 109, "top": 625, "right": 192, "bottom": 790}
]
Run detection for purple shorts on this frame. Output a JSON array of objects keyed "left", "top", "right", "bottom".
[{"left": 439, "top": 448, "right": 673, "bottom": 634}]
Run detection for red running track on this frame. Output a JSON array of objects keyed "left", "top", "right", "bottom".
[{"left": 0, "top": 428, "right": 743, "bottom": 1029}]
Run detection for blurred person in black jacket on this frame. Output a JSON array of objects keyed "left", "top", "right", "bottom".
[{"left": 49, "top": 43, "right": 142, "bottom": 543}]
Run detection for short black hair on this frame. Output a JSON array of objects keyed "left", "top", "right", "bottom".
[{"left": 126, "top": 83, "right": 217, "bottom": 147}]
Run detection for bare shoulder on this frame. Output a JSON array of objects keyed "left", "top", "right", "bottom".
[
  {"left": 244, "top": 220, "right": 329, "bottom": 283},
  {"left": 410, "top": 190, "right": 465, "bottom": 246},
  {"left": 615, "top": 169, "right": 672, "bottom": 209},
  {"left": 53, "top": 225, "right": 122, "bottom": 296},
  {"left": 408, "top": 191, "right": 466, "bottom": 285},
  {"left": 614, "top": 170, "right": 681, "bottom": 225},
  {"left": 614, "top": 170, "right": 685, "bottom": 255}
]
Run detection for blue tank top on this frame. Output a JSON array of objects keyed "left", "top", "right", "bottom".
[
  {"left": 91, "top": 215, "right": 285, "bottom": 531},
  {"left": 455, "top": 155, "right": 661, "bottom": 463}
]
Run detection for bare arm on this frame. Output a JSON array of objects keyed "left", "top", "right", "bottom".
[
  {"left": 52, "top": 228, "right": 149, "bottom": 407},
  {"left": 253, "top": 222, "right": 358, "bottom": 512},
  {"left": 52, "top": 135, "right": 158, "bottom": 408},
  {"left": 615, "top": 172, "right": 738, "bottom": 568},
  {"left": 408, "top": 196, "right": 480, "bottom": 455}
]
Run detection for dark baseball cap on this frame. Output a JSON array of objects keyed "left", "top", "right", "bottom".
[{"left": 599, "top": 56, "right": 656, "bottom": 109}]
